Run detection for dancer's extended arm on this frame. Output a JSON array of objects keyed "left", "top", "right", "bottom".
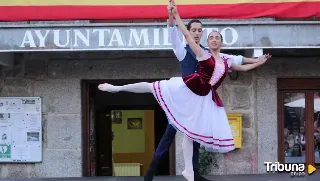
[
  {"left": 172, "top": 8, "right": 203, "bottom": 59},
  {"left": 168, "top": 4, "right": 174, "bottom": 27},
  {"left": 244, "top": 57, "right": 260, "bottom": 64},
  {"left": 224, "top": 53, "right": 271, "bottom": 66},
  {"left": 167, "top": 3, "right": 187, "bottom": 61},
  {"left": 244, "top": 53, "right": 272, "bottom": 64},
  {"left": 230, "top": 60, "right": 267, "bottom": 71}
]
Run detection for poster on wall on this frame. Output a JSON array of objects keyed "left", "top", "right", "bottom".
[{"left": 0, "top": 97, "right": 42, "bottom": 163}]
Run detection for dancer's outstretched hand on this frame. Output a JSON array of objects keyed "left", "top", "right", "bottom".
[
  {"left": 171, "top": 5, "right": 177, "bottom": 15},
  {"left": 258, "top": 53, "right": 272, "bottom": 62},
  {"left": 170, "top": 0, "right": 178, "bottom": 14},
  {"left": 257, "top": 55, "right": 270, "bottom": 65},
  {"left": 167, "top": 3, "right": 173, "bottom": 15}
]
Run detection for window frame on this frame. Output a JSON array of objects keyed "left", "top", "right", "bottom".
[{"left": 277, "top": 77, "right": 320, "bottom": 168}]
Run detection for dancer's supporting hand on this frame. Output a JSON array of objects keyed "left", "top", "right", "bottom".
[{"left": 169, "top": 0, "right": 204, "bottom": 60}]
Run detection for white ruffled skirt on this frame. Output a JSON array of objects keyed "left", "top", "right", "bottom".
[{"left": 152, "top": 77, "right": 235, "bottom": 153}]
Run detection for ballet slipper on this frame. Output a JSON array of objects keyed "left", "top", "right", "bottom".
[
  {"left": 182, "top": 170, "right": 194, "bottom": 181},
  {"left": 98, "top": 83, "right": 120, "bottom": 93}
]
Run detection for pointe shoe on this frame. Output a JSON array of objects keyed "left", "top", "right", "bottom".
[
  {"left": 182, "top": 170, "right": 194, "bottom": 181},
  {"left": 98, "top": 83, "right": 119, "bottom": 93}
]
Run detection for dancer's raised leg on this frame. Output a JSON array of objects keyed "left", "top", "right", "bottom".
[
  {"left": 98, "top": 82, "right": 153, "bottom": 93},
  {"left": 182, "top": 135, "right": 194, "bottom": 181}
]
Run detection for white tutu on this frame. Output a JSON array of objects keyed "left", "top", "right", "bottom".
[{"left": 152, "top": 77, "right": 235, "bottom": 153}]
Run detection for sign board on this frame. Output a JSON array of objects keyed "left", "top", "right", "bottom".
[
  {"left": 0, "top": 97, "right": 42, "bottom": 163},
  {"left": 227, "top": 113, "right": 242, "bottom": 148},
  {"left": 0, "top": 22, "right": 319, "bottom": 52}
]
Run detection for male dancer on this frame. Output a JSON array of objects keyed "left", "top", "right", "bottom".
[
  {"left": 144, "top": 1, "right": 271, "bottom": 181},
  {"left": 144, "top": 6, "right": 210, "bottom": 181}
]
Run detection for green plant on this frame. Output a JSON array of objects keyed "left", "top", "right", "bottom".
[{"left": 198, "top": 146, "right": 219, "bottom": 175}]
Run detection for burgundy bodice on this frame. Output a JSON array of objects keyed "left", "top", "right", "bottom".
[{"left": 182, "top": 56, "right": 229, "bottom": 107}]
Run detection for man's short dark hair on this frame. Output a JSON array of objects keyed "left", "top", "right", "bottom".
[{"left": 186, "top": 19, "right": 202, "bottom": 31}]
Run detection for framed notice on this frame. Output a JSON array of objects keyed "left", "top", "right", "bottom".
[{"left": 0, "top": 97, "right": 42, "bottom": 163}]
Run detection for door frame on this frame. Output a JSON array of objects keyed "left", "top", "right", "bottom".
[
  {"left": 81, "top": 79, "right": 176, "bottom": 176},
  {"left": 277, "top": 77, "right": 320, "bottom": 169}
]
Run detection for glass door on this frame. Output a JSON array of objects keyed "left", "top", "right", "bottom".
[
  {"left": 279, "top": 90, "right": 320, "bottom": 168},
  {"left": 282, "top": 92, "right": 306, "bottom": 164}
]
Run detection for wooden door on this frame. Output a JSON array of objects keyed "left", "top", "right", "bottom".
[{"left": 96, "top": 111, "right": 113, "bottom": 176}]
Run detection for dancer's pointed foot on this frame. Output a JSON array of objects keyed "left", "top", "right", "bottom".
[
  {"left": 98, "top": 83, "right": 120, "bottom": 93},
  {"left": 182, "top": 170, "right": 194, "bottom": 181}
]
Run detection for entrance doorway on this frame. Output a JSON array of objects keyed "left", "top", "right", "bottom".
[
  {"left": 82, "top": 79, "right": 176, "bottom": 177},
  {"left": 278, "top": 78, "right": 320, "bottom": 169}
]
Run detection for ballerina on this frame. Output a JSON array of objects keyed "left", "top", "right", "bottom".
[{"left": 98, "top": 4, "right": 269, "bottom": 181}]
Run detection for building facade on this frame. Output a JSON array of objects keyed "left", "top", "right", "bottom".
[{"left": 0, "top": 19, "right": 319, "bottom": 178}]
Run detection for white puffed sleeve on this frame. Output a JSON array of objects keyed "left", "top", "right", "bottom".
[{"left": 220, "top": 53, "right": 244, "bottom": 68}]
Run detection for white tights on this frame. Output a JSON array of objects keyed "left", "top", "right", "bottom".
[
  {"left": 98, "top": 82, "right": 153, "bottom": 93},
  {"left": 182, "top": 135, "right": 194, "bottom": 181}
]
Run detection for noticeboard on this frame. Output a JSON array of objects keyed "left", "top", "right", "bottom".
[
  {"left": 227, "top": 113, "right": 242, "bottom": 149},
  {"left": 0, "top": 97, "right": 42, "bottom": 163}
]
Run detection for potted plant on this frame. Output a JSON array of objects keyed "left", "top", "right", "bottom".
[{"left": 198, "top": 146, "right": 219, "bottom": 175}]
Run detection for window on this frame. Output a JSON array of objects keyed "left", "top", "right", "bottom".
[{"left": 278, "top": 78, "right": 320, "bottom": 168}]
